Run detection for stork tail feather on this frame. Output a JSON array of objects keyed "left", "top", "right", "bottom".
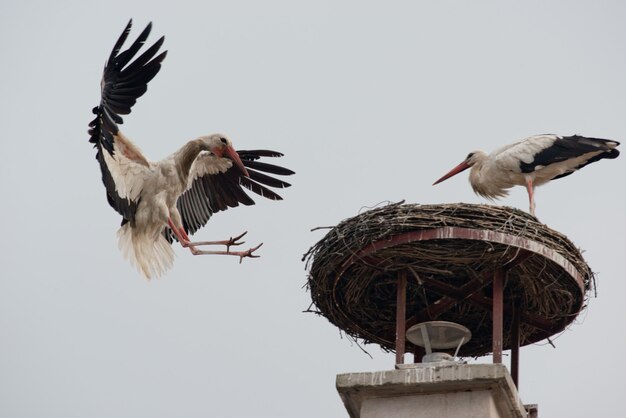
[{"left": 118, "top": 224, "right": 175, "bottom": 279}]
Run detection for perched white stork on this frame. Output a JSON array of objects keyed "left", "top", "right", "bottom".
[
  {"left": 433, "top": 134, "right": 620, "bottom": 216},
  {"left": 88, "top": 20, "right": 294, "bottom": 278}
]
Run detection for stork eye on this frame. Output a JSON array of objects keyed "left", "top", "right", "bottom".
[
  {"left": 220, "top": 137, "right": 227, "bottom": 144},
  {"left": 466, "top": 152, "right": 475, "bottom": 160}
]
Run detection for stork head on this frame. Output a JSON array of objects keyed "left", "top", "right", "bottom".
[
  {"left": 201, "top": 134, "right": 250, "bottom": 177},
  {"left": 433, "top": 151, "right": 483, "bottom": 185}
]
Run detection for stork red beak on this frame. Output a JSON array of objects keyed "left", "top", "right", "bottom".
[
  {"left": 433, "top": 160, "right": 471, "bottom": 185},
  {"left": 225, "top": 146, "right": 250, "bottom": 177}
]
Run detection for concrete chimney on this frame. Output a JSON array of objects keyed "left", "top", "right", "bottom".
[{"left": 337, "top": 363, "right": 532, "bottom": 418}]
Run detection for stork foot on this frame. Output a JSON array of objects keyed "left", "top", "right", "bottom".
[{"left": 237, "top": 243, "right": 263, "bottom": 263}]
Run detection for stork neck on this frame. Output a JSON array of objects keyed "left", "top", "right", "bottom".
[{"left": 174, "top": 139, "right": 206, "bottom": 181}]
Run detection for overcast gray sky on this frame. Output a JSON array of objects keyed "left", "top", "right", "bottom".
[{"left": 1, "top": 1, "right": 625, "bottom": 417}]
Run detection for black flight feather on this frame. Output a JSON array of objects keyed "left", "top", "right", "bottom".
[{"left": 519, "top": 135, "right": 620, "bottom": 175}]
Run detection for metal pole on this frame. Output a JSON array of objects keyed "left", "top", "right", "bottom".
[
  {"left": 511, "top": 299, "right": 520, "bottom": 387},
  {"left": 492, "top": 269, "right": 504, "bottom": 364},
  {"left": 395, "top": 270, "right": 407, "bottom": 365}
]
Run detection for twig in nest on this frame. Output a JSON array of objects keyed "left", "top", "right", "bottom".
[{"left": 310, "top": 226, "right": 335, "bottom": 232}]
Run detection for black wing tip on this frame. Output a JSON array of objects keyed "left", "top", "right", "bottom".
[
  {"left": 90, "top": 19, "right": 166, "bottom": 150},
  {"left": 566, "top": 135, "right": 621, "bottom": 147},
  {"left": 123, "top": 19, "right": 154, "bottom": 39},
  {"left": 239, "top": 177, "right": 285, "bottom": 201},
  {"left": 246, "top": 168, "right": 292, "bottom": 189},
  {"left": 238, "top": 149, "right": 286, "bottom": 159},
  {"left": 154, "top": 48, "right": 168, "bottom": 63},
  {"left": 237, "top": 149, "right": 295, "bottom": 176},
  {"left": 242, "top": 160, "right": 295, "bottom": 176}
]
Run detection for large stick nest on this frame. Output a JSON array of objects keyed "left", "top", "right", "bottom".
[{"left": 303, "top": 202, "right": 593, "bottom": 357}]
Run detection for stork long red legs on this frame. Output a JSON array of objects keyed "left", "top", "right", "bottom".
[
  {"left": 525, "top": 178, "right": 536, "bottom": 216},
  {"left": 166, "top": 219, "right": 262, "bottom": 262}
]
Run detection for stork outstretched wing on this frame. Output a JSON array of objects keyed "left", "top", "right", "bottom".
[
  {"left": 166, "top": 149, "right": 294, "bottom": 241},
  {"left": 88, "top": 20, "right": 167, "bottom": 225}
]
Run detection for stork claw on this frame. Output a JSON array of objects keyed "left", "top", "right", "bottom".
[
  {"left": 225, "top": 231, "right": 248, "bottom": 252},
  {"left": 238, "top": 243, "right": 263, "bottom": 263}
]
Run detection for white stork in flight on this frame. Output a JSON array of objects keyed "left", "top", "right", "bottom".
[
  {"left": 433, "top": 134, "right": 619, "bottom": 216},
  {"left": 88, "top": 20, "right": 294, "bottom": 278}
]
